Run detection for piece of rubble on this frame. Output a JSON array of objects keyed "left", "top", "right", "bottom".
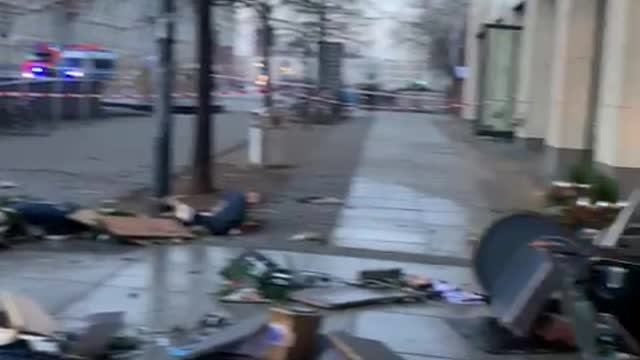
[
  {"left": 219, "top": 288, "right": 271, "bottom": 304},
  {"left": 297, "top": 196, "right": 343, "bottom": 205},
  {"left": 0, "top": 181, "right": 18, "bottom": 190},
  {"left": 290, "top": 231, "right": 326, "bottom": 243}
]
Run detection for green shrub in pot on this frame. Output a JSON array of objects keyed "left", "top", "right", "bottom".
[
  {"left": 568, "top": 163, "right": 594, "bottom": 185},
  {"left": 589, "top": 174, "right": 619, "bottom": 203}
]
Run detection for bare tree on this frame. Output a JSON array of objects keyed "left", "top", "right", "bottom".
[
  {"left": 215, "top": 0, "right": 277, "bottom": 110},
  {"left": 280, "top": 0, "right": 365, "bottom": 44},
  {"left": 399, "top": 0, "right": 468, "bottom": 77}
]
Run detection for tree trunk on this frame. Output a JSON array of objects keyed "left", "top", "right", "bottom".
[
  {"left": 261, "top": 6, "right": 273, "bottom": 111},
  {"left": 152, "top": 0, "right": 174, "bottom": 205},
  {"left": 317, "top": 3, "right": 327, "bottom": 87},
  {"left": 191, "top": 0, "right": 213, "bottom": 194}
]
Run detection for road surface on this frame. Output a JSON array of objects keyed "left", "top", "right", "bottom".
[{"left": 0, "top": 100, "right": 258, "bottom": 206}]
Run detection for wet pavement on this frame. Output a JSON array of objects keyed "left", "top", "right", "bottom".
[
  {"left": 0, "top": 110, "right": 576, "bottom": 359},
  {"left": 333, "top": 112, "right": 491, "bottom": 260},
  {"left": 0, "top": 109, "right": 251, "bottom": 206},
  {"left": 0, "top": 243, "right": 579, "bottom": 359}
]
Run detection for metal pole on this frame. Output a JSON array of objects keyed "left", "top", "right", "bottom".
[{"left": 152, "top": 0, "right": 174, "bottom": 204}]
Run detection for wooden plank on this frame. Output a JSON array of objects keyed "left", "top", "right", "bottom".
[{"left": 100, "top": 216, "right": 193, "bottom": 239}]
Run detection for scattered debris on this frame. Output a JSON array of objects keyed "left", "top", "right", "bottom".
[
  {"left": 297, "top": 196, "right": 344, "bottom": 205},
  {"left": 358, "top": 268, "right": 404, "bottom": 286},
  {"left": 199, "top": 313, "right": 230, "bottom": 329},
  {"left": 270, "top": 306, "right": 323, "bottom": 359},
  {"left": 0, "top": 181, "right": 18, "bottom": 190},
  {"left": 165, "top": 314, "right": 269, "bottom": 359},
  {"left": 290, "top": 231, "right": 326, "bottom": 243},
  {"left": 219, "top": 288, "right": 271, "bottom": 304},
  {"left": 1, "top": 292, "right": 58, "bottom": 337},
  {"left": 219, "top": 251, "right": 483, "bottom": 310},
  {"left": 431, "top": 281, "right": 487, "bottom": 305},
  {"left": 289, "top": 286, "right": 422, "bottom": 309}
]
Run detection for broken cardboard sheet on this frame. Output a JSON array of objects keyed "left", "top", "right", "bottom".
[
  {"left": 288, "top": 286, "right": 420, "bottom": 309},
  {"left": 322, "top": 331, "right": 404, "bottom": 360},
  {"left": 0, "top": 292, "right": 58, "bottom": 337},
  {"left": 100, "top": 216, "right": 194, "bottom": 240}
]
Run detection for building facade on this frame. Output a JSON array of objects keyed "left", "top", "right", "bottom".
[
  {"left": 463, "top": 0, "right": 640, "bottom": 195},
  {"left": 0, "top": 0, "right": 237, "bottom": 73}
]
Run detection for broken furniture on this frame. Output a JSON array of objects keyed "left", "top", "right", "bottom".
[
  {"left": 534, "top": 237, "right": 640, "bottom": 358},
  {"left": 269, "top": 306, "right": 322, "bottom": 360},
  {"left": 471, "top": 190, "right": 640, "bottom": 355}
]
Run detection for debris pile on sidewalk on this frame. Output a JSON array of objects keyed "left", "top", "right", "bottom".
[
  {"left": 0, "top": 293, "right": 136, "bottom": 360},
  {"left": 0, "top": 191, "right": 265, "bottom": 248},
  {"left": 217, "top": 251, "right": 487, "bottom": 307},
  {"left": 161, "top": 305, "right": 404, "bottom": 360}
]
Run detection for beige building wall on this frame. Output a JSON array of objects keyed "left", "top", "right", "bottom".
[
  {"left": 544, "top": 0, "right": 598, "bottom": 178},
  {"left": 594, "top": 0, "right": 640, "bottom": 193},
  {"left": 467, "top": 0, "right": 640, "bottom": 195}
]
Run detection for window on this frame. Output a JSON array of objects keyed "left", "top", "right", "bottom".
[
  {"left": 94, "top": 59, "right": 114, "bottom": 70},
  {"left": 61, "top": 58, "right": 83, "bottom": 68},
  {"left": 33, "top": 52, "right": 52, "bottom": 63}
]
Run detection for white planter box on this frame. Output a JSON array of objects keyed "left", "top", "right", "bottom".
[{"left": 248, "top": 124, "right": 289, "bottom": 167}]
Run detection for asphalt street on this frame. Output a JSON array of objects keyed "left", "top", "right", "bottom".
[{"left": 0, "top": 98, "right": 259, "bottom": 205}]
